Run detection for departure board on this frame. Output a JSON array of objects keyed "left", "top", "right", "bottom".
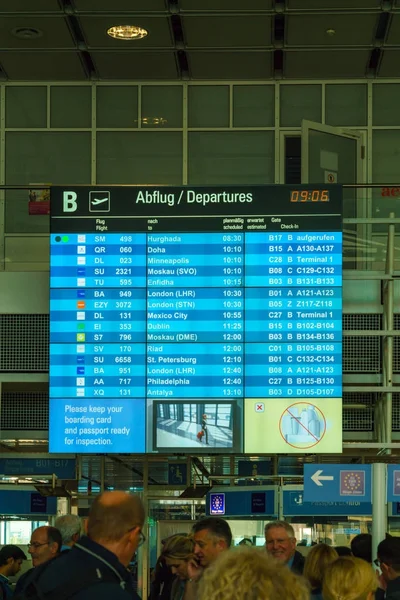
[{"left": 50, "top": 185, "right": 343, "bottom": 454}]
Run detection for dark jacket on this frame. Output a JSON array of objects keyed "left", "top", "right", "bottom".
[
  {"left": 386, "top": 576, "right": 400, "bottom": 600},
  {"left": 291, "top": 550, "right": 305, "bottom": 575},
  {"left": 16, "top": 536, "right": 139, "bottom": 600}
]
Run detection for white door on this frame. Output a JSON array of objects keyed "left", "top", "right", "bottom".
[{"left": 301, "top": 120, "right": 366, "bottom": 267}]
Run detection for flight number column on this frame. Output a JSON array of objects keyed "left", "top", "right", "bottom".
[
  {"left": 244, "top": 231, "right": 342, "bottom": 399},
  {"left": 50, "top": 233, "right": 147, "bottom": 452},
  {"left": 146, "top": 232, "right": 244, "bottom": 399}
]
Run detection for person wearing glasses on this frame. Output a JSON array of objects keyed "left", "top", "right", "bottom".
[
  {"left": 14, "top": 491, "right": 145, "bottom": 600},
  {"left": 13, "top": 526, "right": 62, "bottom": 595}
]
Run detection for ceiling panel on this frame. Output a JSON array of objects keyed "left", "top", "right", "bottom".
[
  {"left": 183, "top": 16, "right": 272, "bottom": 48},
  {"left": 80, "top": 15, "right": 173, "bottom": 48},
  {"left": 0, "top": 16, "right": 74, "bottom": 49},
  {"left": 286, "top": 14, "right": 377, "bottom": 46},
  {"left": 0, "top": 0, "right": 62, "bottom": 12},
  {"left": 180, "top": 0, "right": 273, "bottom": 12},
  {"left": 188, "top": 51, "right": 273, "bottom": 79},
  {"left": 286, "top": 0, "right": 380, "bottom": 9},
  {"left": 379, "top": 50, "right": 400, "bottom": 77},
  {"left": 285, "top": 49, "right": 369, "bottom": 78},
  {"left": 92, "top": 51, "right": 178, "bottom": 79},
  {"left": 386, "top": 14, "right": 400, "bottom": 45},
  {"left": 74, "top": 0, "right": 167, "bottom": 12},
  {"left": 0, "top": 52, "right": 85, "bottom": 80}
]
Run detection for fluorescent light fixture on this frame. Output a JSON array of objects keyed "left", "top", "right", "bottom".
[{"left": 107, "top": 25, "right": 148, "bottom": 40}]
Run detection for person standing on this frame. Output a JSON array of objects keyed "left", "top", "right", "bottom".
[
  {"left": 54, "top": 514, "right": 82, "bottom": 551},
  {"left": 265, "top": 521, "right": 305, "bottom": 575},
  {"left": 0, "top": 545, "right": 27, "bottom": 600}
]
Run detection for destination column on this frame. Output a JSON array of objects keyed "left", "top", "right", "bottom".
[{"left": 145, "top": 230, "right": 244, "bottom": 453}]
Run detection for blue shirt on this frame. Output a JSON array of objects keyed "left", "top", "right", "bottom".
[{"left": 0, "top": 574, "right": 13, "bottom": 600}]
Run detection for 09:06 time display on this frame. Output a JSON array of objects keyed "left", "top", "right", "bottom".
[{"left": 290, "top": 190, "right": 330, "bottom": 203}]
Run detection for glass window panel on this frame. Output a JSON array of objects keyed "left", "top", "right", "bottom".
[
  {"left": 280, "top": 84, "right": 322, "bottom": 127},
  {"left": 5, "top": 132, "right": 91, "bottom": 233},
  {"left": 326, "top": 84, "right": 367, "bottom": 127},
  {"left": 372, "top": 130, "right": 400, "bottom": 184},
  {"left": 159, "top": 405, "right": 164, "bottom": 418},
  {"left": 50, "top": 86, "right": 91, "bottom": 128},
  {"left": 96, "top": 86, "right": 138, "bottom": 128},
  {"left": 188, "top": 131, "right": 274, "bottom": 184},
  {"left": 188, "top": 86, "right": 229, "bottom": 128},
  {"left": 183, "top": 404, "right": 190, "bottom": 421},
  {"left": 233, "top": 85, "right": 274, "bottom": 127},
  {"left": 6, "top": 86, "right": 47, "bottom": 128},
  {"left": 97, "top": 132, "right": 182, "bottom": 184},
  {"left": 141, "top": 86, "right": 182, "bottom": 128},
  {"left": 373, "top": 84, "right": 400, "bottom": 126}
]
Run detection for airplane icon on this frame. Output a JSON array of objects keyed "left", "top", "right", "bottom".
[{"left": 89, "top": 191, "right": 110, "bottom": 212}]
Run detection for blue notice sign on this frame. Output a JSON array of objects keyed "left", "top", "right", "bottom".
[
  {"left": 283, "top": 489, "right": 372, "bottom": 517},
  {"left": 210, "top": 493, "right": 225, "bottom": 515},
  {"left": 168, "top": 463, "right": 187, "bottom": 486},
  {"left": 387, "top": 465, "right": 400, "bottom": 502},
  {"left": 304, "top": 464, "right": 372, "bottom": 503},
  {"left": 30, "top": 493, "right": 47, "bottom": 513},
  {"left": 0, "top": 458, "right": 76, "bottom": 480}
]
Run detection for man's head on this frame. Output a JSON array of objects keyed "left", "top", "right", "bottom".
[
  {"left": 54, "top": 514, "right": 81, "bottom": 548},
  {"left": 28, "top": 526, "right": 62, "bottom": 567},
  {"left": 377, "top": 537, "right": 400, "bottom": 582},
  {"left": 87, "top": 491, "right": 145, "bottom": 567},
  {"left": 350, "top": 533, "right": 372, "bottom": 564},
  {"left": 0, "top": 545, "right": 27, "bottom": 577},
  {"left": 265, "top": 521, "right": 297, "bottom": 564},
  {"left": 192, "top": 517, "right": 232, "bottom": 568}
]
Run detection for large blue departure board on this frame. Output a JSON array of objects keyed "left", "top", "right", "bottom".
[{"left": 50, "top": 185, "right": 343, "bottom": 454}]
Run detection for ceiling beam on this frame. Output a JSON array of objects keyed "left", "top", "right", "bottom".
[{"left": 59, "top": 0, "right": 99, "bottom": 80}]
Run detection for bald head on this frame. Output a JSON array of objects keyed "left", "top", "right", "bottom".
[{"left": 87, "top": 491, "right": 145, "bottom": 543}]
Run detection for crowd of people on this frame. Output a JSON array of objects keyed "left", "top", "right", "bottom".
[{"left": 1, "top": 494, "right": 400, "bottom": 600}]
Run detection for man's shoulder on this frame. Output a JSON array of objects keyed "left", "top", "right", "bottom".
[{"left": 73, "top": 582, "right": 140, "bottom": 600}]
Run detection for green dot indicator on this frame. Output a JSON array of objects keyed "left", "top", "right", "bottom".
[
  {"left": 55, "top": 236, "right": 61, "bottom": 242},
  {"left": 62, "top": 236, "right": 69, "bottom": 242}
]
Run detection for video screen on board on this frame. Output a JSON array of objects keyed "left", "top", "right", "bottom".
[{"left": 152, "top": 400, "right": 239, "bottom": 452}]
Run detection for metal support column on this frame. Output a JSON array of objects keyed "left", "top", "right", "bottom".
[
  {"left": 142, "top": 457, "right": 149, "bottom": 600},
  {"left": 372, "top": 463, "right": 387, "bottom": 563},
  {"left": 382, "top": 212, "right": 395, "bottom": 451}
]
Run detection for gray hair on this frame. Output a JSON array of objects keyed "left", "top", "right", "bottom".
[
  {"left": 264, "top": 521, "right": 295, "bottom": 538},
  {"left": 54, "top": 514, "right": 82, "bottom": 544}
]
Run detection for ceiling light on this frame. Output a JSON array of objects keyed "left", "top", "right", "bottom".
[
  {"left": 107, "top": 25, "right": 148, "bottom": 40},
  {"left": 12, "top": 27, "right": 43, "bottom": 40},
  {"left": 326, "top": 29, "right": 336, "bottom": 36}
]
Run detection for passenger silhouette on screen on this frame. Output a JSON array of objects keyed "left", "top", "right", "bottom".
[{"left": 201, "top": 414, "right": 209, "bottom": 445}]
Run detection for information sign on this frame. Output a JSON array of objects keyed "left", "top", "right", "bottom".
[{"left": 50, "top": 185, "right": 342, "bottom": 453}]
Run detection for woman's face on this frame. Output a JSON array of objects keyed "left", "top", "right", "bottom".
[{"left": 165, "top": 557, "right": 189, "bottom": 580}]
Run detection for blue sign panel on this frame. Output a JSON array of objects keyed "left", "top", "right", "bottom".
[
  {"left": 206, "top": 488, "right": 276, "bottom": 517},
  {"left": 387, "top": 465, "right": 400, "bottom": 502},
  {"left": 238, "top": 460, "right": 271, "bottom": 477},
  {"left": 304, "top": 464, "right": 372, "bottom": 503},
  {"left": 283, "top": 489, "right": 372, "bottom": 516},
  {"left": 0, "top": 458, "right": 76, "bottom": 479},
  {"left": 0, "top": 491, "right": 57, "bottom": 516},
  {"left": 168, "top": 463, "right": 187, "bottom": 486},
  {"left": 210, "top": 493, "right": 226, "bottom": 515}
]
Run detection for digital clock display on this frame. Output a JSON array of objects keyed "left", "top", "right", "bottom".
[{"left": 290, "top": 190, "right": 329, "bottom": 203}]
